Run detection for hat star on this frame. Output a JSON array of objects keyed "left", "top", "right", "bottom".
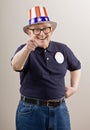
[
  {"left": 38, "top": 17, "right": 41, "bottom": 22},
  {"left": 31, "top": 19, "right": 35, "bottom": 24},
  {"left": 45, "top": 17, "right": 48, "bottom": 21}
]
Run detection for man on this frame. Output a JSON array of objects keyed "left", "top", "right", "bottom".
[{"left": 11, "top": 6, "right": 81, "bottom": 130}]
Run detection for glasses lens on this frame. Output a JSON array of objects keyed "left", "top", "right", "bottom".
[
  {"left": 33, "top": 28, "right": 41, "bottom": 35},
  {"left": 44, "top": 27, "right": 51, "bottom": 34}
]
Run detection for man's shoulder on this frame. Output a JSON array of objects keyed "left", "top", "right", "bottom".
[{"left": 51, "top": 41, "right": 67, "bottom": 50}]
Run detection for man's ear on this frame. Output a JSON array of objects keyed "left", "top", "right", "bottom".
[{"left": 26, "top": 29, "right": 31, "bottom": 35}]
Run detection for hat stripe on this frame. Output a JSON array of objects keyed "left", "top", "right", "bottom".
[
  {"left": 40, "top": 6, "right": 46, "bottom": 17},
  {"left": 29, "top": 9, "right": 32, "bottom": 19},
  {"left": 35, "top": 6, "right": 41, "bottom": 17},
  {"left": 29, "top": 6, "right": 49, "bottom": 20},
  {"left": 31, "top": 7, "right": 36, "bottom": 18},
  {"left": 43, "top": 7, "right": 48, "bottom": 17}
]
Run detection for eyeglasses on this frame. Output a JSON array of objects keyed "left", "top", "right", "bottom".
[{"left": 28, "top": 26, "right": 52, "bottom": 35}]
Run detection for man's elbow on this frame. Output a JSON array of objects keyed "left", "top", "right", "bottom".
[{"left": 11, "top": 62, "right": 23, "bottom": 71}]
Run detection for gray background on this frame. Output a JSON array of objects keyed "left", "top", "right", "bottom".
[{"left": 0, "top": 0, "right": 90, "bottom": 130}]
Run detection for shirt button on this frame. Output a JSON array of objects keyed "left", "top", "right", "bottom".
[
  {"left": 46, "top": 57, "right": 49, "bottom": 60},
  {"left": 44, "top": 50, "right": 46, "bottom": 52}
]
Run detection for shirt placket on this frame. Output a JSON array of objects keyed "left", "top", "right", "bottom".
[{"left": 44, "top": 49, "right": 50, "bottom": 66}]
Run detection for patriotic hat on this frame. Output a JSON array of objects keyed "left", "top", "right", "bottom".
[{"left": 23, "top": 6, "right": 57, "bottom": 34}]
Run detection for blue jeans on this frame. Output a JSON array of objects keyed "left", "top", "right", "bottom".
[{"left": 16, "top": 100, "right": 71, "bottom": 130}]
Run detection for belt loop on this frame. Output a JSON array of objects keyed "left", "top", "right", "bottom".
[
  {"left": 22, "top": 95, "right": 26, "bottom": 101},
  {"left": 36, "top": 99, "right": 40, "bottom": 105}
]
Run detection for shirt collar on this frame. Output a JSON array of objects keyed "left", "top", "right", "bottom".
[{"left": 36, "top": 41, "right": 54, "bottom": 54}]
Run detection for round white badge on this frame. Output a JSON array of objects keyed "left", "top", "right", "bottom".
[{"left": 55, "top": 52, "right": 64, "bottom": 64}]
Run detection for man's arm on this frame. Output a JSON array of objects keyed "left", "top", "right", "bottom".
[
  {"left": 11, "top": 40, "right": 38, "bottom": 71},
  {"left": 65, "top": 69, "right": 81, "bottom": 98}
]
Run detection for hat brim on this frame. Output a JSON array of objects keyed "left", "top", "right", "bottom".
[{"left": 23, "top": 21, "right": 57, "bottom": 34}]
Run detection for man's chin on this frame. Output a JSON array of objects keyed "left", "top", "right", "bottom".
[{"left": 38, "top": 42, "right": 48, "bottom": 49}]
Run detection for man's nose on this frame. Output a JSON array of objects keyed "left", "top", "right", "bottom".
[{"left": 39, "top": 30, "right": 45, "bottom": 35}]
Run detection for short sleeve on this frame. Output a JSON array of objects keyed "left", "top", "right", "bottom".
[
  {"left": 65, "top": 45, "right": 81, "bottom": 71},
  {"left": 13, "top": 44, "right": 26, "bottom": 55}
]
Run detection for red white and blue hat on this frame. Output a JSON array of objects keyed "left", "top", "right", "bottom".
[{"left": 23, "top": 6, "right": 57, "bottom": 34}]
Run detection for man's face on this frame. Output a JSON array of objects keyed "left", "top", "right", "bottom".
[{"left": 27, "top": 23, "right": 54, "bottom": 49}]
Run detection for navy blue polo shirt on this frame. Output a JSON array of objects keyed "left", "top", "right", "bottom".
[{"left": 13, "top": 41, "right": 81, "bottom": 100}]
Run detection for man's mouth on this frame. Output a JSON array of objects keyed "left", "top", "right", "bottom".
[{"left": 37, "top": 36, "right": 47, "bottom": 40}]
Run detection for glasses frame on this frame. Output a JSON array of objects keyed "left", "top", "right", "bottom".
[{"left": 28, "top": 26, "right": 52, "bottom": 35}]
